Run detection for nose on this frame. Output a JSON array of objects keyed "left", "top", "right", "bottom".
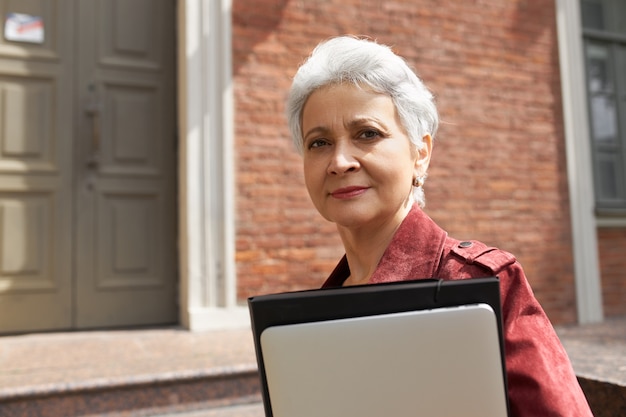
[{"left": 327, "top": 142, "right": 360, "bottom": 175}]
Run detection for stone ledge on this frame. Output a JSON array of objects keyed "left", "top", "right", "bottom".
[
  {"left": 0, "top": 370, "right": 261, "bottom": 417},
  {"left": 577, "top": 377, "right": 626, "bottom": 417},
  {"left": 0, "top": 328, "right": 261, "bottom": 417},
  {"left": 556, "top": 315, "right": 626, "bottom": 417}
]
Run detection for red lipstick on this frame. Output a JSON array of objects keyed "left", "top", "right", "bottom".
[{"left": 330, "top": 186, "right": 368, "bottom": 199}]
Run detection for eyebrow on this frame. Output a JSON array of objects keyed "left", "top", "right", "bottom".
[
  {"left": 304, "top": 116, "right": 388, "bottom": 141},
  {"left": 345, "top": 116, "right": 387, "bottom": 130},
  {"left": 303, "top": 126, "right": 330, "bottom": 142}
]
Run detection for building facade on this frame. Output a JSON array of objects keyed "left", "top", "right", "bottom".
[
  {"left": 231, "top": 0, "right": 622, "bottom": 327},
  {"left": 0, "top": 0, "right": 622, "bottom": 334}
]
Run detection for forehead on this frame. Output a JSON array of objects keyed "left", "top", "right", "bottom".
[{"left": 302, "top": 83, "right": 397, "bottom": 126}]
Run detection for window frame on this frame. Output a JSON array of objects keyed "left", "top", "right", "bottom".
[{"left": 582, "top": 1, "right": 626, "bottom": 214}]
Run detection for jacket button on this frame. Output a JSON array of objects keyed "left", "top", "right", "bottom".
[{"left": 459, "top": 241, "right": 472, "bottom": 248}]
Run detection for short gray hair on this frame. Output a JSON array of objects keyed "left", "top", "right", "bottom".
[{"left": 286, "top": 36, "right": 439, "bottom": 206}]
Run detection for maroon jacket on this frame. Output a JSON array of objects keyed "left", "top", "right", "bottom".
[{"left": 322, "top": 206, "right": 593, "bottom": 417}]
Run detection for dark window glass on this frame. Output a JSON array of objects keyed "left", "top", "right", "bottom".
[
  {"left": 582, "top": 1, "right": 626, "bottom": 211},
  {"left": 582, "top": 0, "right": 605, "bottom": 30},
  {"left": 586, "top": 44, "right": 618, "bottom": 144}
]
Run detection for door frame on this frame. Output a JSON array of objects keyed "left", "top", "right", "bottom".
[
  {"left": 177, "top": 0, "right": 247, "bottom": 330},
  {"left": 555, "top": 0, "right": 603, "bottom": 324}
]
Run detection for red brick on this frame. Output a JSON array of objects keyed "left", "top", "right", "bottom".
[{"left": 231, "top": 0, "right": 620, "bottom": 324}]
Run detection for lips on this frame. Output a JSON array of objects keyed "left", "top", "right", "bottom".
[{"left": 330, "top": 186, "right": 369, "bottom": 199}]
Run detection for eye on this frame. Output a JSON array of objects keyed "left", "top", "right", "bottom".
[
  {"left": 307, "top": 138, "right": 330, "bottom": 149},
  {"left": 358, "top": 129, "right": 381, "bottom": 140}
]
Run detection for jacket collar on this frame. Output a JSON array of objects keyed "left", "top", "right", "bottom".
[{"left": 322, "top": 205, "right": 448, "bottom": 287}]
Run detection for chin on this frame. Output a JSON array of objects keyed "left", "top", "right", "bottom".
[{"left": 330, "top": 211, "right": 376, "bottom": 229}]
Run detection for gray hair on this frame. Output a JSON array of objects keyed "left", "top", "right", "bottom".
[{"left": 286, "top": 36, "right": 438, "bottom": 207}]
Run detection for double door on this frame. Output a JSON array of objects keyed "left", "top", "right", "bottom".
[{"left": 0, "top": 0, "right": 177, "bottom": 332}]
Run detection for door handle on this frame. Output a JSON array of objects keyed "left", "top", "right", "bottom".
[{"left": 85, "top": 83, "right": 101, "bottom": 170}]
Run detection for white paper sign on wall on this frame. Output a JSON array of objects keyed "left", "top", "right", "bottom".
[{"left": 4, "top": 13, "right": 44, "bottom": 44}]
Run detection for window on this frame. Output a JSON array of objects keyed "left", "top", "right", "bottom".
[{"left": 582, "top": 0, "right": 626, "bottom": 212}]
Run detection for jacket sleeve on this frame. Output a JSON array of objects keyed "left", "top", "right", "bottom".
[
  {"left": 487, "top": 258, "right": 593, "bottom": 417},
  {"left": 441, "top": 240, "right": 593, "bottom": 417}
]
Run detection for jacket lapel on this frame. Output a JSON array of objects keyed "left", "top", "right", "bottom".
[
  {"left": 369, "top": 206, "right": 448, "bottom": 283},
  {"left": 322, "top": 206, "right": 449, "bottom": 287}
]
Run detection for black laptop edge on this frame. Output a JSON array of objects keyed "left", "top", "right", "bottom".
[{"left": 248, "top": 276, "right": 510, "bottom": 417}]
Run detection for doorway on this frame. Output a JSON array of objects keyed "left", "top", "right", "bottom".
[{"left": 0, "top": 0, "right": 177, "bottom": 333}]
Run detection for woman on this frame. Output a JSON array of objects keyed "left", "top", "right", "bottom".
[{"left": 286, "top": 36, "right": 593, "bottom": 417}]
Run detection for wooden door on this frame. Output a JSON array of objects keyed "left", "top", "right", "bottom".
[
  {"left": 74, "top": 0, "right": 177, "bottom": 328},
  {"left": 0, "top": 0, "right": 74, "bottom": 332},
  {"left": 0, "top": 0, "right": 177, "bottom": 333}
]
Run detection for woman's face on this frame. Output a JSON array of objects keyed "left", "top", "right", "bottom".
[{"left": 301, "top": 83, "right": 431, "bottom": 230}]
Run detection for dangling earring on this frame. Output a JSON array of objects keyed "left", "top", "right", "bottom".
[{"left": 412, "top": 176, "right": 425, "bottom": 188}]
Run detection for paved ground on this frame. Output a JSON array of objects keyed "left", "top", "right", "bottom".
[
  {"left": 0, "top": 326, "right": 258, "bottom": 397},
  {"left": 555, "top": 315, "right": 626, "bottom": 387},
  {"left": 0, "top": 326, "right": 260, "bottom": 416},
  {"left": 0, "top": 315, "right": 624, "bottom": 416}
]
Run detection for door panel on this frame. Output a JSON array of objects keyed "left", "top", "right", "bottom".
[
  {"left": 0, "top": 0, "right": 73, "bottom": 332},
  {"left": 103, "top": 84, "right": 161, "bottom": 175},
  {"left": 75, "top": 0, "right": 176, "bottom": 328},
  {"left": 99, "top": 193, "right": 160, "bottom": 287},
  {"left": 99, "top": 0, "right": 164, "bottom": 70},
  {"left": 0, "top": 193, "right": 52, "bottom": 288},
  {"left": 0, "top": 77, "right": 55, "bottom": 170}
]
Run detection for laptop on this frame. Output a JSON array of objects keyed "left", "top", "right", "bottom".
[{"left": 248, "top": 277, "right": 509, "bottom": 417}]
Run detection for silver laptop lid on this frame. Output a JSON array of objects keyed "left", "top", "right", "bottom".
[{"left": 261, "top": 303, "right": 508, "bottom": 417}]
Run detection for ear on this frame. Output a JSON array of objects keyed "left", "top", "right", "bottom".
[{"left": 413, "top": 134, "right": 433, "bottom": 178}]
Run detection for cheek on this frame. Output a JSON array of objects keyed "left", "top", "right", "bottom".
[
  {"left": 303, "top": 160, "right": 323, "bottom": 192},
  {"left": 381, "top": 160, "right": 415, "bottom": 191}
]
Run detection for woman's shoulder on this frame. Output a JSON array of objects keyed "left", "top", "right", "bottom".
[{"left": 437, "top": 236, "right": 518, "bottom": 277}]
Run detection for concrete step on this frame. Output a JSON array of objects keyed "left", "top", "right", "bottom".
[
  {"left": 152, "top": 402, "right": 264, "bottom": 417},
  {"left": 0, "top": 327, "right": 261, "bottom": 417},
  {"left": 0, "top": 368, "right": 261, "bottom": 417}
]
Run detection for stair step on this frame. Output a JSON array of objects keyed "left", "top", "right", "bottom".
[
  {"left": 0, "top": 327, "right": 261, "bottom": 417},
  {"left": 0, "top": 365, "right": 261, "bottom": 417},
  {"left": 152, "top": 401, "right": 264, "bottom": 417}
]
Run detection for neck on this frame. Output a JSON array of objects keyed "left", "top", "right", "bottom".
[{"left": 338, "top": 202, "right": 414, "bottom": 286}]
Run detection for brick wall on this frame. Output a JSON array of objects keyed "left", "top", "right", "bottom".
[
  {"left": 232, "top": 0, "right": 580, "bottom": 323},
  {"left": 597, "top": 229, "right": 626, "bottom": 317}
]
